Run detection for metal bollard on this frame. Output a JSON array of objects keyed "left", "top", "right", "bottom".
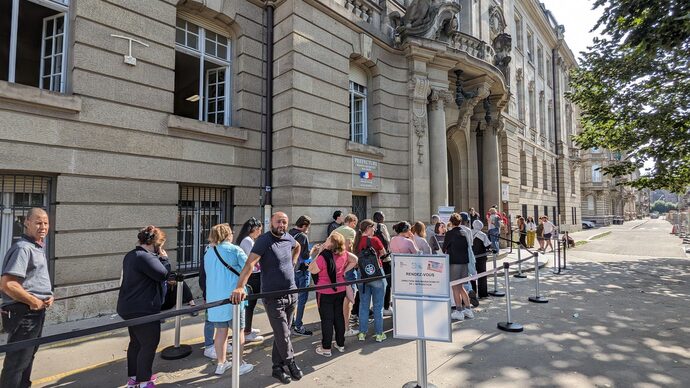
[
  {"left": 232, "top": 302, "right": 242, "bottom": 388},
  {"left": 487, "top": 251, "right": 505, "bottom": 297},
  {"left": 497, "top": 261, "right": 523, "bottom": 332},
  {"left": 563, "top": 232, "right": 568, "bottom": 269},
  {"left": 161, "top": 274, "right": 193, "bottom": 360},
  {"left": 528, "top": 252, "right": 548, "bottom": 303},
  {"left": 514, "top": 244, "right": 526, "bottom": 278}
]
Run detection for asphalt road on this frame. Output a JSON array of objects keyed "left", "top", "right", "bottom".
[{"left": 29, "top": 218, "right": 690, "bottom": 387}]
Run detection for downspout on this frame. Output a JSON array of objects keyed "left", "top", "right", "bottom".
[
  {"left": 552, "top": 30, "right": 564, "bottom": 228},
  {"left": 262, "top": 2, "right": 275, "bottom": 227}
]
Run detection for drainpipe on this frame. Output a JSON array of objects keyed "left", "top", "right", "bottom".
[
  {"left": 552, "top": 29, "right": 564, "bottom": 228},
  {"left": 262, "top": 2, "right": 275, "bottom": 227}
]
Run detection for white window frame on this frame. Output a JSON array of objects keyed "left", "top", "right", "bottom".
[
  {"left": 175, "top": 18, "right": 232, "bottom": 126},
  {"left": 514, "top": 11, "right": 523, "bottom": 52},
  {"left": 6, "top": 0, "right": 69, "bottom": 93},
  {"left": 537, "top": 43, "right": 544, "bottom": 76},
  {"left": 526, "top": 28, "right": 534, "bottom": 63},
  {"left": 349, "top": 80, "right": 368, "bottom": 144},
  {"left": 592, "top": 164, "right": 602, "bottom": 182}
]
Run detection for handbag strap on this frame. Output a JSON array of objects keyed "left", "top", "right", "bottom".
[{"left": 213, "top": 246, "right": 241, "bottom": 277}]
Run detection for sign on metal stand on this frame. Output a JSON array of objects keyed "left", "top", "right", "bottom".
[{"left": 393, "top": 254, "right": 450, "bottom": 388}]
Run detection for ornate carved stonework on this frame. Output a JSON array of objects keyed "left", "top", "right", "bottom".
[
  {"left": 492, "top": 32, "right": 512, "bottom": 85},
  {"left": 429, "top": 88, "right": 453, "bottom": 111},
  {"left": 516, "top": 67, "right": 523, "bottom": 81},
  {"left": 456, "top": 82, "right": 491, "bottom": 130},
  {"left": 409, "top": 77, "right": 431, "bottom": 164},
  {"left": 489, "top": 3, "right": 507, "bottom": 42},
  {"left": 528, "top": 80, "right": 535, "bottom": 91},
  {"left": 391, "top": 0, "right": 461, "bottom": 45}
]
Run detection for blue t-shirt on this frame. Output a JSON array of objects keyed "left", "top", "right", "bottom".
[
  {"left": 204, "top": 241, "right": 247, "bottom": 323},
  {"left": 251, "top": 232, "right": 297, "bottom": 293}
]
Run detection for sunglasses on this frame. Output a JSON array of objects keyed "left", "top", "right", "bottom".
[{"left": 248, "top": 217, "right": 261, "bottom": 227}]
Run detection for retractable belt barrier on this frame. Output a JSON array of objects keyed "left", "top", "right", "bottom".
[
  {"left": 0, "top": 273, "right": 387, "bottom": 354},
  {"left": 448, "top": 251, "right": 533, "bottom": 288}
]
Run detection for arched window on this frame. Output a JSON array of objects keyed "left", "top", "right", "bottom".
[
  {"left": 520, "top": 151, "right": 527, "bottom": 186},
  {"left": 174, "top": 17, "right": 232, "bottom": 125},
  {"left": 349, "top": 64, "right": 368, "bottom": 144}
]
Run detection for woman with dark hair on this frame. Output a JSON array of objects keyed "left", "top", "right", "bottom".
[
  {"left": 354, "top": 219, "right": 388, "bottom": 342},
  {"left": 390, "top": 221, "right": 419, "bottom": 254},
  {"left": 429, "top": 222, "right": 447, "bottom": 254},
  {"left": 442, "top": 214, "right": 474, "bottom": 321},
  {"left": 235, "top": 217, "right": 264, "bottom": 343},
  {"left": 308, "top": 232, "right": 357, "bottom": 356},
  {"left": 372, "top": 211, "right": 393, "bottom": 315},
  {"left": 517, "top": 216, "right": 527, "bottom": 248},
  {"left": 117, "top": 226, "right": 170, "bottom": 388}
]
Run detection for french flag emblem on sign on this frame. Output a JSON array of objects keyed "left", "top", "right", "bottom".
[{"left": 360, "top": 171, "right": 374, "bottom": 180}]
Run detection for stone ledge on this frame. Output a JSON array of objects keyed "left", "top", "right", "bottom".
[
  {"left": 0, "top": 80, "right": 82, "bottom": 113},
  {"left": 345, "top": 140, "right": 386, "bottom": 159},
  {"left": 167, "top": 115, "right": 248, "bottom": 144}
]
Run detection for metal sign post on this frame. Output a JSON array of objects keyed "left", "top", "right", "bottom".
[
  {"left": 161, "top": 274, "right": 192, "bottom": 360},
  {"left": 231, "top": 303, "right": 242, "bottom": 388},
  {"left": 528, "top": 252, "right": 548, "bottom": 303},
  {"left": 514, "top": 245, "right": 526, "bottom": 278},
  {"left": 497, "top": 262, "right": 523, "bottom": 333},
  {"left": 487, "top": 251, "right": 505, "bottom": 297}
]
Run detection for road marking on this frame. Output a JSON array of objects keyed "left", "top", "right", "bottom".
[{"left": 33, "top": 299, "right": 321, "bottom": 384}]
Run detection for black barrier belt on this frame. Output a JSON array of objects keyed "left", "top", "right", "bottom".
[
  {"left": 0, "top": 274, "right": 388, "bottom": 354},
  {"left": 53, "top": 272, "right": 200, "bottom": 302},
  {"left": 497, "top": 235, "right": 538, "bottom": 256},
  {"left": 449, "top": 253, "right": 534, "bottom": 287}
]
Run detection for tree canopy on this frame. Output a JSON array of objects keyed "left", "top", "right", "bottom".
[{"left": 568, "top": 0, "right": 690, "bottom": 193}]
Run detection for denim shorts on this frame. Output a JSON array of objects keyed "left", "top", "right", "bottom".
[{"left": 212, "top": 308, "right": 245, "bottom": 329}]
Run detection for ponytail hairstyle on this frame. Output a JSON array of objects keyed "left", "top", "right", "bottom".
[
  {"left": 392, "top": 221, "right": 411, "bottom": 235},
  {"left": 354, "top": 219, "right": 375, "bottom": 254},
  {"left": 235, "top": 217, "right": 263, "bottom": 245}
]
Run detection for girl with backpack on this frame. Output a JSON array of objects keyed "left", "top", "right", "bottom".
[
  {"left": 308, "top": 232, "right": 357, "bottom": 357},
  {"left": 353, "top": 219, "right": 388, "bottom": 342}
]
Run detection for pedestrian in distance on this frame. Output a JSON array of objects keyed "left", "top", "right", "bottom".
[
  {"left": 487, "top": 207, "right": 502, "bottom": 252},
  {"left": 235, "top": 217, "right": 265, "bottom": 344},
  {"left": 471, "top": 220, "right": 493, "bottom": 298},
  {"left": 372, "top": 211, "right": 393, "bottom": 316},
  {"left": 231, "top": 212, "right": 303, "bottom": 385},
  {"left": 117, "top": 225, "right": 171, "bottom": 388},
  {"left": 517, "top": 215, "right": 527, "bottom": 248},
  {"left": 442, "top": 213, "right": 474, "bottom": 321},
  {"left": 428, "top": 221, "right": 447, "bottom": 254},
  {"left": 425, "top": 214, "right": 440, "bottom": 240},
  {"left": 327, "top": 210, "right": 344, "bottom": 236},
  {"left": 469, "top": 207, "right": 480, "bottom": 225},
  {"left": 289, "top": 215, "right": 314, "bottom": 337},
  {"left": 541, "top": 215, "right": 557, "bottom": 252},
  {"left": 526, "top": 216, "right": 537, "bottom": 248},
  {"left": 354, "top": 219, "right": 388, "bottom": 342},
  {"left": 536, "top": 217, "right": 545, "bottom": 252},
  {"left": 334, "top": 214, "right": 359, "bottom": 337},
  {"left": 0, "top": 208, "right": 54, "bottom": 388},
  {"left": 412, "top": 221, "right": 432, "bottom": 254},
  {"left": 308, "top": 232, "right": 358, "bottom": 357}
]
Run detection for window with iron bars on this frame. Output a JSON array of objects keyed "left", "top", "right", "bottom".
[
  {"left": 0, "top": 174, "right": 52, "bottom": 272},
  {"left": 177, "top": 185, "right": 232, "bottom": 272}
]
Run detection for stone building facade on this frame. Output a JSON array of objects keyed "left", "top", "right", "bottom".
[{"left": 0, "top": 0, "right": 581, "bottom": 322}]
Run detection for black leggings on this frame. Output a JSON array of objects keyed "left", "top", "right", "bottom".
[
  {"left": 382, "top": 261, "right": 392, "bottom": 310},
  {"left": 244, "top": 272, "right": 262, "bottom": 333},
  {"left": 318, "top": 292, "right": 345, "bottom": 349},
  {"left": 126, "top": 321, "right": 161, "bottom": 382},
  {"left": 472, "top": 259, "right": 489, "bottom": 298}
]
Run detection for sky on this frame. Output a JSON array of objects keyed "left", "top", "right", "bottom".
[{"left": 539, "top": 0, "right": 603, "bottom": 61}]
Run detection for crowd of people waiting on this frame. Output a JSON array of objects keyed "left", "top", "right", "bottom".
[{"left": 114, "top": 206, "right": 525, "bottom": 387}]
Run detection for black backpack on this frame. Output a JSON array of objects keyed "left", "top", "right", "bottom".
[
  {"left": 374, "top": 224, "right": 390, "bottom": 253},
  {"left": 357, "top": 237, "right": 381, "bottom": 279}
]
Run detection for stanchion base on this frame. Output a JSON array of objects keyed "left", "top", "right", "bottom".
[
  {"left": 161, "top": 344, "right": 192, "bottom": 360},
  {"left": 403, "top": 382, "right": 438, "bottom": 388},
  {"left": 488, "top": 290, "right": 505, "bottom": 297},
  {"left": 514, "top": 273, "right": 527, "bottom": 278},
  {"left": 497, "top": 322, "right": 524, "bottom": 332},
  {"left": 528, "top": 296, "right": 549, "bottom": 303}
]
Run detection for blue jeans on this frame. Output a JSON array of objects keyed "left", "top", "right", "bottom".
[
  {"left": 293, "top": 269, "right": 310, "bottom": 328},
  {"left": 488, "top": 228, "right": 500, "bottom": 252},
  {"left": 358, "top": 278, "right": 387, "bottom": 334},
  {"left": 204, "top": 314, "right": 214, "bottom": 347}
]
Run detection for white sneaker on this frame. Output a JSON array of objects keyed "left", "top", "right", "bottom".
[
  {"left": 204, "top": 346, "right": 217, "bottom": 359},
  {"left": 383, "top": 308, "right": 393, "bottom": 316},
  {"left": 245, "top": 332, "right": 264, "bottom": 342},
  {"left": 250, "top": 328, "right": 261, "bottom": 335},
  {"left": 215, "top": 361, "right": 231, "bottom": 375},
  {"left": 344, "top": 328, "right": 358, "bottom": 337},
  {"left": 451, "top": 310, "right": 465, "bottom": 321},
  {"left": 239, "top": 361, "right": 254, "bottom": 376},
  {"left": 463, "top": 309, "right": 475, "bottom": 319}
]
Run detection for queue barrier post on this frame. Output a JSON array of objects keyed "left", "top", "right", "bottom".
[
  {"left": 161, "top": 273, "right": 193, "bottom": 360},
  {"left": 402, "top": 339, "right": 437, "bottom": 388},
  {"left": 528, "top": 252, "right": 548, "bottom": 304},
  {"left": 514, "top": 243, "right": 527, "bottom": 278},
  {"left": 487, "top": 251, "right": 505, "bottom": 297},
  {"left": 232, "top": 303, "right": 242, "bottom": 388},
  {"left": 563, "top": 232, "right": 568, "bottom": 269},
  {"left": 497, "top": 261, "right": 523, "bottom": 333}
]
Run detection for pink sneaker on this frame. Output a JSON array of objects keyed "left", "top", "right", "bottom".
[
  {"left": 135, "top": 374, "right": 157, "bottom": 388},
  {"left": 126, "top": 377, "right": 136, "bottom": 388}
]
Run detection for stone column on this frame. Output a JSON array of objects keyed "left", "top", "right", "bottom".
[
  {"left": 428, "top": 88, "right": 453, "bottom": 214},
  {"left": 409, "top": 76, "right": 432, "bottom": 221},
  {"left": 481, "top": 95, "right": 509, "bottom": 212}
]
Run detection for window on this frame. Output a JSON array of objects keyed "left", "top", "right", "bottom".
[
  {"left": 177, "top": 185, "right": 231, "bottom": 271},
  {"left": 587, "top": 195, "right": 595, "bottom": 211},
  {"left": 532, "top": 156, "right": 538, "bottom": 188},
  {"left": 537, "top": 43, "right": 544, "bottom": 76},
  {"left": 570, "top": 170, "right": 576, "bottom": 194},
  {"left": 546, "top": 56, "right": 552, "bottom": 86},
  {"left": 547, "top": 103, "right": 553, "bottom": 138},
  {"left": 591, "top": 147, "right": 601, "bottom": 153},
  {"left": 539, "top": 91, "right": 545, "bottom": 136},
  {"left": 174, "top": 18, "right": 232, "bottom": 125},
  {"left": 542, "top": 160, "right": 548, "bottom": 190},
  {"left": 526, "top": 28, "right": 534, "bottom": 63},
  {"left": 552, "top": 206, "right": 557, "bottom": 222},
  {"left": 349, "top": 64, "right": 368, "bottom": 144},
  {"left": 351, "top": 195, "right": 367, "bottom": 223},
  {"left": 528, "top": 83, "right": 536, "bottom": 129},
  {"left": 514, "top": 12, "right": 523, "bottom": 52},
  {"left": 516, "top": 74, "right": 525, "bottom": 121},
  {"left": 592, "top": 164, "right": 602, "bottom": 182},
  {"left": 572, "top": 207, "right": 577, "bottom": 225},
  {"left": 0, "top": 175, "right": 52, "bottom": 269},
  {"left": 1, "top": 0, "right": 69, "bottom": 92},
  {"left": 520, "top": 151, "right": 527, "bottom": 186},
  {"left": 534, "top": 205, "right": 539, "bottom": 220},
  {"left": 544, "top": 205, "right": 548, "bottom": 218},
  {"left": 551, "top": 164, "right": 556, "bottom": 192},
  {"left": 522, "top": 204, "right": 528, "bottom": 218}
]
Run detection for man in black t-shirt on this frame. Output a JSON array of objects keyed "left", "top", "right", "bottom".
[
  {"left": 232, "top": 212, "right": 303, "bottom": 384},
  {"left": 288, "top": 215, "right": 313, "bottom": 336},
  {"left": 327, "top": 210, "right": 343, "bottom": 236}
]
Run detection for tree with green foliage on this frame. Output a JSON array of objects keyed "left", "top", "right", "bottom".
[
  {"left": 650, "top": 200, "right": 677, "bottom": 214},
  {"left": 568, "top": 0, "right": 690, "bottom": 193}
]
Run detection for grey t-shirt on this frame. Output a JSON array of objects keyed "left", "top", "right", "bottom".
[
  {"left": 1, "top": 235, "right": 53, "bottom": 306},
  {"left": 251, "top": 231, "right": 297, "bottom": 293}
]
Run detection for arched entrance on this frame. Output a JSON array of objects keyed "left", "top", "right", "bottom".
[{"left": 447, "top": 126, "right": 470, "bottom": 211}]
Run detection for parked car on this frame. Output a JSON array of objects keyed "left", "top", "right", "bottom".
[{"left": 582, "top": 221, "right": 596, "bottom": 229}]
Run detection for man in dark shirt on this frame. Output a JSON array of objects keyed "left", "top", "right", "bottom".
[
  {"left": 288, "top": 215, "right": 313, "bottom": 336},
  {"left": 327, "top": 210, "right": 343, "bottom": 236},
  {"left": 232, "top": 212, "right": 303, "bottom": 384},
  {"left": 0, "top": 208, "right": 54, "bottom": 388}
]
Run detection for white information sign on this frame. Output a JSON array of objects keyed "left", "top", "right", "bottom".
[
  {"left": 437, "top": 206, "right": 455, "bottom": 225},
  {"left": 392, "top": 254, "right": 450, "bottom": 298},
  {"left": 393, "top": 297, "right": 451, "bottom": 342}
]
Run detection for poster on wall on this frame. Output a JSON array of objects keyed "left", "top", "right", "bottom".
[{"left": 351, "top": 157, "right": 380, "bottom": 191}]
